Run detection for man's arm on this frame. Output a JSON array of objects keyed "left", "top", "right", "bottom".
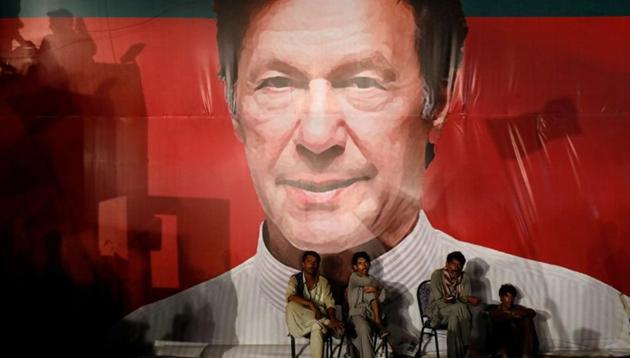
[
  {"left": 486, "top": 305, "right": 513, "bottom": 322},
  {"left": 286, "top": 275, "right": 320, "bottom": 317},
  {"left": 487, "top": 305, "right": 535, "bottom": 321},
  {"left": 321, "top": 278, "right": 344, "bottom": 330},
  {"left": 430, "top": 269, "right": 446, "bottom": 303},
  {"left": 511, "top": 305, "right": 536, "bottom": 318},
  {"left": 363, "top": 277, "right": 384, "bottom": 301},
  {"left": 348, "top": 272, "right": 360, "bottom": 290}
]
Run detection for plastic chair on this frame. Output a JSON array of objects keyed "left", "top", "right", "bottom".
[
  {"left": 342, "top": 287, "right": 390, "bottom": 358},
  {"left": 416, "top": 280, "right": 447, "bottom": 357},
  {"left": 289, "top": 332, "right": 335, "bottom": 358}
]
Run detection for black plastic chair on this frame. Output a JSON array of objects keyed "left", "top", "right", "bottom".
[
  {"left": 341, "top": 287, "right": 390, "bottom": 358},
  {"left": 416, "top": 279, "right": 447, "bottom": 357},
  {"left": 289, "top": 331, "right": 335, "bottom": 358},
  {"left": 339, "top": 327, "right": 390, "bottom": 358},
  {"left": 372, "top": 330, "right": 390, "bottom": 358}
]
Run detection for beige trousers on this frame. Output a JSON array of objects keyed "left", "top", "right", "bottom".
[{"left": 286, "top": 301, "right": 329, "bottom": 358}]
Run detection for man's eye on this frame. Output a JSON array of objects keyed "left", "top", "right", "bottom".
[
  {"left": 256, "top": 76, "right": 292, "bottom": 90},
  {"left": 340, "top": 77, "right": 385, "bottom": 90}
]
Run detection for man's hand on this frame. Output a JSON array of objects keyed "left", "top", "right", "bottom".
[
  {"left": 308, "top": 302, "right": 322, "bottom": 319},
  {"left": 327, "top": 318, "right": 345, "bottom": 333},
  {"left": 467, "top": 295, "right": 481, "bottom": 306},
  {"left": 363, "top": 286, "right": 379, "bottom": 294}
]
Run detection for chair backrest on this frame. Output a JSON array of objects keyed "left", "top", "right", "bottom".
[{"left": 416, "top": 279, "right": 432, "bottom": 319}]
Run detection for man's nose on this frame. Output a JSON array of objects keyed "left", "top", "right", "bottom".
[{"left": 294, "top": 79, "right": 347, "bottom": 160}]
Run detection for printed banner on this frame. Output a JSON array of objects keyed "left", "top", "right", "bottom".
[{"left": 1, "top": 0, "right": 629, "bottom": 356}]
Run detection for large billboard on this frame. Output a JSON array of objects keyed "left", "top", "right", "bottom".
[{"left": 1, "top": 0, "right": 629, "bottom": 356}]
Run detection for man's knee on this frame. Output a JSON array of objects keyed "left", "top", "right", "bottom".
[
  {"left": 286, "top": 301, "right": 301, "bottom": 312},
  {"left": 448, "top": 314, "right": 461, "bottom": 328},
  {"left": 446, "top": 306, "right": 470, "bottom": 326},
  {"left": 364, "top": 292, "right": 377, "bottom": 303},
  {"left": 286, "top": 301, "right": 310, "bottom": 317},
  {"left": 455, "top": 303, "right": 471, "bottom": 319},
  {"left": 310, "top": 320, "right": 324, "bottom": 337},
  {"left": 352, "top": 317, "right": 371, "bottom": 337}
]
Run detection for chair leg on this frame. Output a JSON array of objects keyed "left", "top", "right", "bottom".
[
  {"left": 336, "top": 334, "right": 344, "bottom": 358},
  {"left": 416, "top": 329, "right": 424, "bottom": 358},
  {"left": 372, "top": 332, "right": 389, "bottom": 358},
  {"left": 433, "top": 329, "right": 439, "bottom": 358},
  {"left": 326, "top": 335, "right": 333, "bottom": 358},
  {"left": 380, "top": 336, "right": 389, "bottom": 358},
  {"left": 290, "top": 335, "right": 296, "bottom": 358},
  {"left": 328, "top": 337, "right": 333, "bottom": 358},
  {"left": 346, "top": 332, "right": 356, "bottom": 358}
]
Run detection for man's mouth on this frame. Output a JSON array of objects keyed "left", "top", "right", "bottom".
[{"left": 277, "top": 177, "right": 370, "bottom": 193}]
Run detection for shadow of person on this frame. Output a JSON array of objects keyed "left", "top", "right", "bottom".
[
  {"left": 0, "top": 0, "right": 37, "bottom": 77},
  {"left": 108, "top": 318, "right": 152, "bottom": 357},
  {"left": 113, "top": 272, "right": 240, "bottom": 356},
  {"left": 321, "top": 253, "right": 345, "bottom": 300},
  {"left": 0, "top": 0, "right": 28, "bottom": 57},
  {"left": 465, "top": 258, "right": 493, "bottom": 353},
  {"left": 1, "top": 5, "right": 150, "bottom": 358},
  {"left": 532, "top": 308, "right": 553, "bottom": 352},
  {"left": 1, "top": 11, "right": 117, "bottom": 356},
  {"left": 541, "top": 296, "right": 570, "bottom": 352},
  {"left": 120, "top": 43, "right": 146, "bottom": 64},
  {"left": 155, "top": 273, "right": 239, "bottom": 357},
  {"left": 486, "top": 98, "right": 581, "bottom": 161},
  {"left": 379, "top": 279, "right": 421, "bottom": 355},
  {"left": 467, "top": 257, "right": 492, "bottom": 304},
  {"left": 169, "top": 274, "right": 239, "bottom": 348},
  {"left": 362, "top": 259, "right": 419, "bottom": 355},
  {"left": 37, "top": 8, "right": 96, "bottom": 89}
]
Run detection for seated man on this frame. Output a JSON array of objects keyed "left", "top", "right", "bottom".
[
  {"left": 347, "top": 252, "right": 389, "bottom": 358},
  {"left": 485, "top": 284, "right": 538, "bottom": 357},
  {"left": 427, "top": 251, "right": 480, "bottom": 358},
  {"left": 285, "top": 251, "right": 344, "bottom": 358}
]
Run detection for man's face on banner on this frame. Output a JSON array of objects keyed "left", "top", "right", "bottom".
[{"left": 234, "top": 0, "right": 430, "bottom": 253}]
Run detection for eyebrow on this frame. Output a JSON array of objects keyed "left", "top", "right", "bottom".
[
  {"left": 328, "top": 52, "right": 398, "bottom": 83},
  {"left": 247, "top": 52, "right": 398, "bottom": 83},
  {"left": 247, "top": 59, "right": 308, "bottom": 83}
]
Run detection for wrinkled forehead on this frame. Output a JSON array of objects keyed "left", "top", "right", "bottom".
[
  {"left": 240, "top": 0, "right": 417, "bottom": 74},
  {"left": 251, "top": 0, "right": 412, "bottom": 36}
]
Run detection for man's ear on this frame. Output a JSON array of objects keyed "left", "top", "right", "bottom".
[
  {"left": 231, "top": 115, "right": 245, "bottom": 144},
  {"left": 429, "top": 104, "right": 448, "bottom": 145},
  {"left": 429, "top": 66, "right": 464, "bottom": 145}
]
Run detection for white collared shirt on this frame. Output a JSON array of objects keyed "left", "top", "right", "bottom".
[{"left": 126, "top": 211, "right": 630, "bottom": 353}]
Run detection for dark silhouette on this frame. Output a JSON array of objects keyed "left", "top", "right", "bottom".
[{"left": 0, "top": 5, "right": 155, "bottom": 357}]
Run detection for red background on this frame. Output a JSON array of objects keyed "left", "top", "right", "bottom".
[{"left": 1, "top": 16, "right": 629, "bottom": 315}]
